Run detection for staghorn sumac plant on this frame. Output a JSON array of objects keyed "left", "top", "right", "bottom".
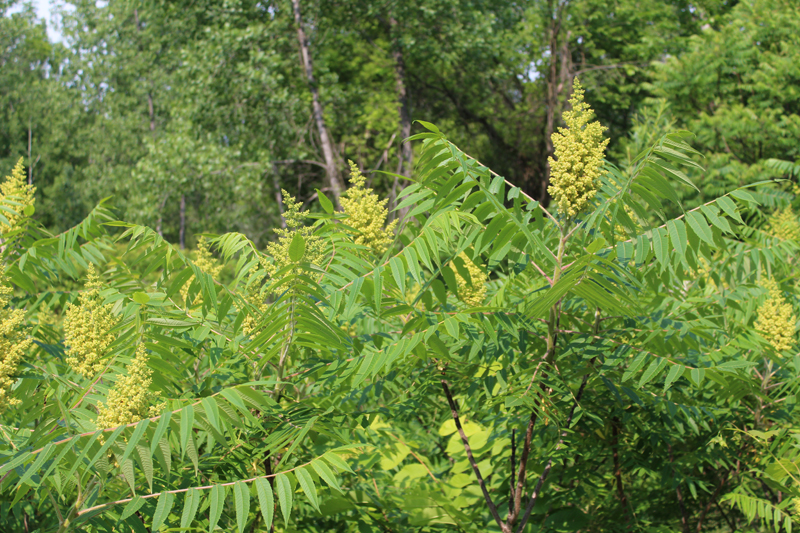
[{"left": 1, "top": 85, "right": 799, "bottom": 533}]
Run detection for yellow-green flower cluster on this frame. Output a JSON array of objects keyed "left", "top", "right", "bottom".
[
  {"left": 0, "top": 158, "right": 35, "bottom": 235},
  {"left": 181, "top": 237, "right": 223, "bottom": 306},
  {"left": 548, "top": 78, "right": 610, "bottom": 218},
  {"left": 341, "top": 161, "right": 398, "bottom": 255},
  {"left": 767, "top": 206, "right": 800, "bottom": 242},
  {"left": 264, "top": 191, "right": 326, "bottom": 278},
  {"left": 0, "top": 272, "right": 31, "bottom": 412},
  {"left": 96, "top": 343, "right": 162, "bottom": 428},
  {"left": 242, "top": 257, "right": 271, "bottom": 338},
  {"left": 64, "top": 265, "right": 117, "bottom": 378},
  {"left": 755, "top": 278, "right": 797, "bottom": 352},
  {"left": 454, "top": 253, "right": 487, "bottom": 307}
]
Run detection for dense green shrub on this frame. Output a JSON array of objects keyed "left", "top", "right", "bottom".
[{"left": 1, "top": 85, "right": 799, "bottom": 532}]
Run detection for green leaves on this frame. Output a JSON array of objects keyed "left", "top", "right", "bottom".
[
  {"left": 2, "top": 109, "right": 795, "bottom": 533},
  {"left": 180, "top": 488, "right": 200, "bottom": 529},
  {"left": 275, "top": 473, "right": 293, "bottom": 527},
  {"left": 288, "top": 233, "right": 306, "bottom": 262},
  {"left": 151, "top": 492, "right": 174, "bottom": 531},
  {"left": 255, "top": 479, "right": 274, "bottom": 531},
  {"left": 316, "top": 189, "right": 334, "bottom": 214},
  {"left": 666, "top": 219, "right": 687, "bottom": 260},
  {"left": 295, "top": 467, "right": 319, "bottom": 512},
  {"left": 208, "top": 485, "right": 225, "bottom": 532},
  {"left": 234, "top": 481, "right": 250, "bottom": 533}
]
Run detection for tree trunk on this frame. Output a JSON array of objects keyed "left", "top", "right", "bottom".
[
  {"left": 179, "top": 194, "right": 186, "bottom": 249},
  {"left": 391, "top": 19, "right": 413, "bottom": 179},
  {"left": 388, "top": 16, "right": 412, "bottom": 224},
  {"left": 156, "top": 193, "right": 168, "bottom": 237},
  {"left": 134, "top": 9, "right": 157, "bottom": 137},
  {"left": 147, "top": 93, "right": 156, "bottom": 134},
  {"left": 27, "top": 121, "right": 33, "bottom": 185},
  {"left": 291, "top": 0, "right": 344, "bottom": 208},
  {"left": 541, "top": 2, "right": 571, "bottom": 205},
  {"left": 542, "top": 2, "right": 559, "bottom": 204}
]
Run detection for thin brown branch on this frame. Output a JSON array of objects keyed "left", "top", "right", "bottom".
[
  {"left": 515, "top": 368, "right": 591, "bottom": 533},
  {"left": 611, "top": 417, "right": 630, "bottom": 522},
  {"left": 696, "top": 470, "right": 731, "bottom": 532},
  {"left": 669, "top": 444, "right": 691, "bottom": 533},
  {"left": 508, "top": 411, "right": 538, "bottom": 525},
  {"left": 441, "top": 378, "right": 510, "bottom": 533}
]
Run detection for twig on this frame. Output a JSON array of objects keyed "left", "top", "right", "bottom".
[
  {"left": 441, "top": 378, "right": 510, "bottom": 533},
  {"left": 611, "top": 417, "right": 630, "bottom": 523},
  {"left": 75, "top": 454, "right": 338, "bottom": 517},
  {"left": 508, "top": 411, "right": 538, "bottom": 525},
  {"left": 515, "top": 365, "right": 592, "bottom": 533},
  {"left": 669, "top": 444, "right": 690, "bottom": 533}
]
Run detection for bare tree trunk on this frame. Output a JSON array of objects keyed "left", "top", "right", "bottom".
[
  {"left": 388, "top": 16, "right": 413, "bottom": 224},
  {"left": 156, "top": 193, "right": 168, "bottom": 237},
  {"left": 542, "top": 2, "right": 560, "bottom": 204},
  {"left": 148, "top": 93, "right": 156, "bottom": 134},
  {"left": 391, "top": 19, "right": 413, "bottom": 178},
  {"left": 291, "top": 0, "right": 344, "bottom": 208},
  {"left": 179, "top": 194, "right": 186, "bottom": 249},
  {"left": 541, "top": 1, "right": 571, "bottom": 205},
  {"left": 134, "top": 9, "right": 157, "bottom": 137},
  {"left": 27, "top": 120, "right": 33, "bottom": 185}
]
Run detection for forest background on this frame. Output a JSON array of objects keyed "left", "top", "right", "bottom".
[
  {"left": 4, "top": 0, "right": 797, "bottom": 244},
  {"left": 3, "top": 1, "right": 800, "bottom": 532}
]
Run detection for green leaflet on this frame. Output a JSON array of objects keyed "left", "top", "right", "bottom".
[
  {"left": 664, "top": 364, "right": 685, "bottom": 391},
  {"left": 179, "top": 404, "right": 195, "bottom": 457},
  {"left": 311, "top": 459, "right": 343, "bottom": 493},
  {"left": 151, "top": 492, "right": 174, "bottom": 531},
  {"left": 666, "top": 219, "right": 687, "bottom": 260},
  {"left": 686, "top": 211, "right": 714, "bottom": 246},
  {"left": 275, "top": 473, "right": 293, "bottom": 527},
  {"left": 208, "top": 485, "right": 226, "bottom": 532},
  {"left": 120, "top": 495, "right": 145, "bottom": 521},
  {"left": 149, "top": 411, "right": 172, "bottom": 454},
  {"left": 288, "top": 233, "right": 306, "bottom": 262},
  {"left": 295, "top": 466, "right": 319, "bottom": 512},
  {"left": 120, "top": 419, "right": 150, "bottom": 464},
  {"left": 180, "top": 488, "right": 200, "bottom": 530},
  {"left": 234, "top": 480, "right": 250, "bottom": 533},
  {"left": 255, "top": 478, "right": 274, "bottom": 530}
]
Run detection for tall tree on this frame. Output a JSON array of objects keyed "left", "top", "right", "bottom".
[{"left": 292, "top": 0, "right": 345, "bottom": 207}]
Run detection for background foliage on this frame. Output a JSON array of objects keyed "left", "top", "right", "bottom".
[{"left": 1, "top": 0, "right": 800, "bottom": 532}]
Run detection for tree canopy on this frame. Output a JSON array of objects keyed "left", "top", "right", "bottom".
[{"left": 1, "top": 1, "right": 800, "bottom": 532}]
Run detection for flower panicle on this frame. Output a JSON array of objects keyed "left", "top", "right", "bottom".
[
  {"left": 0, "top": 270, "right": 31, "bottom": 412},
  {"left": 0, "top": 157, "right": 36, "bottom": 235},
  {"left": 454, "top": 252, "right": 487, "bottom": 307},
  {"left": 64, "top": 264, "right": 117, "bottom": 378},
  {"left": 548, "top": 78, "right": 610, "bottom": 218},
  {"left": 96, "top": 343, "right": 163, "bottom": 429},
  {"left": 767, "top": 205, "right": 800, "bottom": 242},
  {"left": 755, "top": 278, "right": 797, "bottom": 353},
  {"left": 181, "top": 237, "right": 224, "bottom": 306},
  {"left": 341, "top": 161, "right": 398, "bottom": 255},
  {"left": 263, "top": 191, "right": 326, "bottom": 278}
]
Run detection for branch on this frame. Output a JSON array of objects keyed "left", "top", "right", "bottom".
[
  {"left": 508, "top": 411, "right": 538, "bottom": 525},
  {"left": 669, "top": 444, "right": 691, "bottom": 533},
  {"left": 441, "top": 378, "right": 510, "bottom": 533},
  {"left": 695, "top": 469, "right": 731, "bottom": 532},
  {"left": 611, "top": 417, "right": 630, "bottom": 522},
  {"left": 515, "top": 369, "right": 591, "bottom": 533}
]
